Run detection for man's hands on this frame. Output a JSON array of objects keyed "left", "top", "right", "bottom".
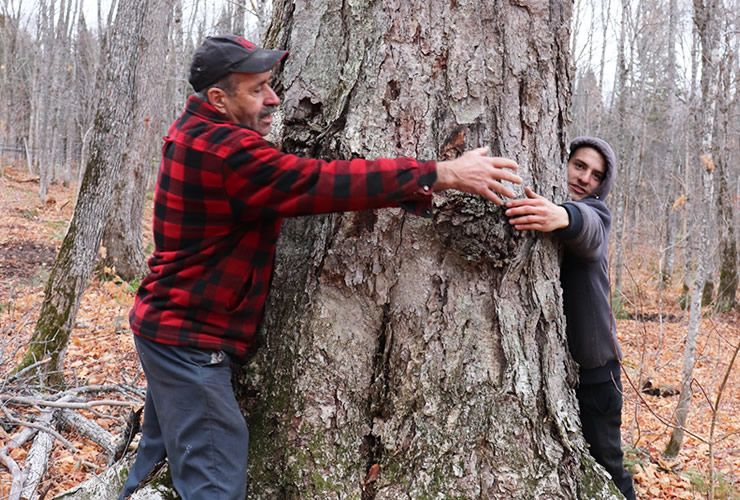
[
  {"left": 435, "top": 147, "right": 522, "bottom": 206},
  {"left": 505, "top": 187, "right": 570, "bottom": 233}
]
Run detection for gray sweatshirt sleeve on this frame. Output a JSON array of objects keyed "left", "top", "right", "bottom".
[{"left": 555, "top": 198, "right": 611, "bottom": 262}]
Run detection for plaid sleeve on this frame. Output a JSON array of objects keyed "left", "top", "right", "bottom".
[{"left": 222, "top": 136, "right": 437, "bottom": 218}]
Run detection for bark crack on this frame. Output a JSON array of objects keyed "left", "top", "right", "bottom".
[{"left": 361, "top": 214, "right": 407, "bottom": 499}]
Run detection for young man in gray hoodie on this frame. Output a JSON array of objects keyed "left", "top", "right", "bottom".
[{"left": 505, "top": 137, "right": 636, "bottom": 500}]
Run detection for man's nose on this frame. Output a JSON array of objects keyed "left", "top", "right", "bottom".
[{"left": 265, "top": 85, "right": 280, "bottom": 105}]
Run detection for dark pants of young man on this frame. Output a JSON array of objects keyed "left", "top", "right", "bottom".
[
  {"left": 577, "top": 377, "right": 636, "bottom": 500},
  {"left": 119, "top": 336, "right": 249, "bottom": 500}
]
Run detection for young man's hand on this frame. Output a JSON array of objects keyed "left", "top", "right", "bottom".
[
  {"left": 505, "top": 187, "right": 569, "bottom": 232},
  {"left": 435, "top": 147, "right": 522, "bottom": 206}
]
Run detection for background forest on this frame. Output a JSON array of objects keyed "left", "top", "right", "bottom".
[{"left": 0, "top": 0, "right": 739, "bottom": 498}]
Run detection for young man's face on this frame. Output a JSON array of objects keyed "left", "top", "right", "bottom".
[
  {"left": 213, "top": 71, "right": 280, "bottom": 136},
  {"left": 567, "top": 146, "right": 605, "bottom": 200}
]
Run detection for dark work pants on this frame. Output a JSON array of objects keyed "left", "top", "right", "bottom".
[
  {"left": 577, "top": 377, "right": 636, "bottom": 500},
  {"left": 119, "top": 336, "right": 249, "bottom": 500}
]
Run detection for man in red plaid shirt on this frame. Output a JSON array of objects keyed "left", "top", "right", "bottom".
[{"left": 120, "top": 34, "right": 522, "bottom": 499}]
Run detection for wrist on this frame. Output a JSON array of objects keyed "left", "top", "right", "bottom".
[
  {"left": 434, "top": 160, "right": 456, "bottom": 191},
  {"left": 555, "top": 205, "right": 571, "bottom": 230}
]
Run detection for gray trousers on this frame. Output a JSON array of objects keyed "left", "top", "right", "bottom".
[{"left": 119, "top": 336, "right": 249, "bottom": 500}]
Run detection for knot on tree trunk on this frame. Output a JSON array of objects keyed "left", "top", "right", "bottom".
[{"left": 432, "top": 191, "right": 522, "bottom": 266}]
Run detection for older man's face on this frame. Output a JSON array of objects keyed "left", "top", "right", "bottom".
[{"left": 217, "top": 71, "right": 280, "bottom": 136}]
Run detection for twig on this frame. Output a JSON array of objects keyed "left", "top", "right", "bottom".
[
  {"left": 708, "top": 339, "right": 740, "bottom": 500},
  {"left": 4, "top": 358, "right": 50, "bottom": 383},
  {"left": 620, "top": 356, "right": 708, "bottom": 444},
  {"left": 2, "top": 407, "right": 77, "bottom": 451},
  {"left": 0, "top": 447, "right": 23, "bottom": 500}
]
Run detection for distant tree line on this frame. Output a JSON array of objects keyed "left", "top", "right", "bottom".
[
  {"left": 0, "top": 0, "right": 271, "bottom": 198},
  {"left": 572, "top": 0, "right": 738, "bottom": 310},
  {"left": 571, "top": 0, "right": 739, "bottom": 465}
]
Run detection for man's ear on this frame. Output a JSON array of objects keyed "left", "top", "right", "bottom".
[{"left": 207, "top": 87, "right": 228, "bottom": 114}]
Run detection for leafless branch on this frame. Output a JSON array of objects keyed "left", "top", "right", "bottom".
[
  {"left": 0, "top": 447, "right": 23, "bottom": 500},
  {"left": 1, "top": 407, "right": 77, "bottom": 452},
  {"left": 0, "top": 394, "right": 136, "bottom": 409}
]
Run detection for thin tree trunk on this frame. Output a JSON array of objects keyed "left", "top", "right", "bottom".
[
  {"left": 102, "top": 0, "right": 174, "bottom": 282},
  {"left": 13, "top": 0, "right": 152, "bottom": 387},
  {"left": 714, "top": 31, "right": 738, "bottom": 313},
  {"left": 662, "top": 0, "right": 678, "bottom": 284},
  {"left": 665, "top": 0, "right": 721, "bottom": 459},
  {"left": 612, "top": 0, "right": 631, "bottom": 294}
]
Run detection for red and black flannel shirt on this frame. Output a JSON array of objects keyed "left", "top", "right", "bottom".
[{"left": 129, "top": 95, "right": 437, "bottom": 356}]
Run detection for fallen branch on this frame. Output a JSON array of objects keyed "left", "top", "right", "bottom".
[
  {"left": 58, "top": 408, "right": 115, "bottom": 456},
  {"left": 0, "top": 426, "right": 39, "bottom": 500},
  {"left": 2, "top": 425, "right": 38, "bottom": 450},
  {"left": 1, "top": 394, "right": 136, "bottom": 409},
  {"left": 110, "top": 406, "right": 143, "bottom": 465},
  {"left": 2, "top": 407, "right": 77, "bottom": 452},
  {"left": 20, "top": 408, "right": 55, "bottom": 500},
  {"left": 59, "top": 383, "right": 145, "bottom": 400},
  {"left": 0, "top": 447, "right": 22, "bottom": 500}
]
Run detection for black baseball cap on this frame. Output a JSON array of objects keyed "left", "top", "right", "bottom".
[{"left": 189, "top": 34, "right": 288, "bottom": 92}]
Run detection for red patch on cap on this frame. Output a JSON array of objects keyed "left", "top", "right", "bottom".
[{"left": 235, "top": 37, "right": 256, "bottom": 51}]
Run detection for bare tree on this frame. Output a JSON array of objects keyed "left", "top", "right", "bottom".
[
  {"left": 714, "top": 25, "right": 738, "bottom": 313},
  {"left": 664, "top": 0, "right": 722, "bottom": 459},
  {"left": 611, "top": 0, "right": 632, "bottom": 295},
  {"left": 661, "top": 0, "right": 680, "bottom": 283},
  {"left": 13, "top": 0, "right": 153, "bottom": 386},
  {"left": 0, "top": 0, "right": 30, "bottom": 159},
  {"left": 101, "top": 0, "right": 175, "bottom": 282}
]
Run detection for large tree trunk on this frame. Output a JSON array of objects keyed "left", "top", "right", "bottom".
[
  {"left": 14, "top": 0, "right": 152, "bottom": 386},
  {"left": 233, "top": 1, "right": 619, "bottom": 497}
]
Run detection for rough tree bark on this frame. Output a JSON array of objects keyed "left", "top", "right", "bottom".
[
  {"left": 101, "top": 0, "right": 174, "bottom": 282},
  {"left": 231, "top": 0, "right": 620, "bottom": 497},
  {"left": 13, "top": 0, "right": 152, "bottom": 386}
]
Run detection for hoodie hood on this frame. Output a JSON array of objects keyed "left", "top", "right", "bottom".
[{"left": 568, "top": 136, "right": 616, "bottom": 199}]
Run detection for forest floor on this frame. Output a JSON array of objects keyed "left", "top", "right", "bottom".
[{"left": 0, "top": 161, "right": 739, "bottom": 499}]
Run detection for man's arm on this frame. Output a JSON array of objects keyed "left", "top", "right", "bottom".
[
  {"left": 507, "top": 187, "right": 610, "bottom": 261},
  {"left": 225, "top": 137, "right": 523, "bottom": 216},
  {"left": 435, "top": 147, "right": 522, "bottom": 206},
  {"left": 505, "top": 187, "right": 569, "bottom": 232}
]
